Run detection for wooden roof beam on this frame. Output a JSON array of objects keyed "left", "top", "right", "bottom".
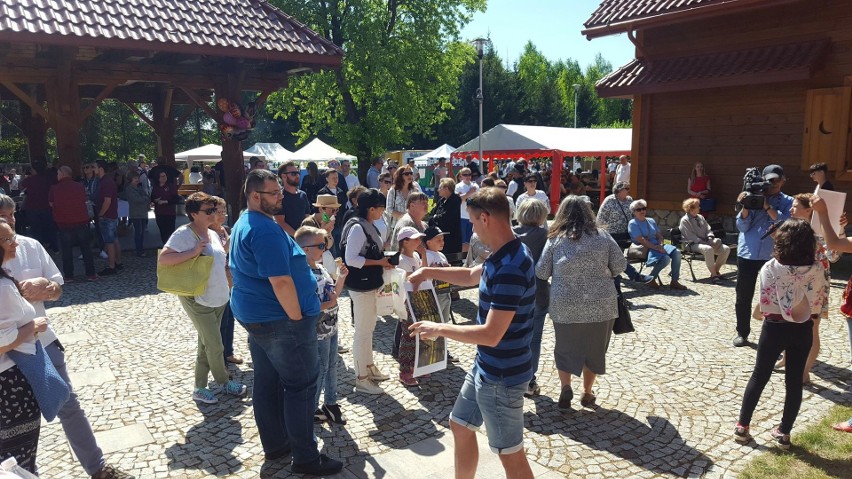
[
  {"left": 0, "top": 80, "right": 49, "bottom": 122},
  {"left": 80, "top": 82, "right": 119, "bottom": 121}
]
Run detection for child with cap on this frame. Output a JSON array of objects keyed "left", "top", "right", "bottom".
[
  {"left": 425, "top": 226, "right": 460, "bottom": 364},
  {"left": 396, "top": 226, "right": 426, "bottom": 386}
]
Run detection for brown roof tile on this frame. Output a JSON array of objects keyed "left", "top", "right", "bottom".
[
  {"left": 583, "top": 0, "right": 803, "bottom": 39},
  {"left": 0, "top": 0, "right": 342, "bottom": 64},
  {"left": 596, "top": 38, "right": 830, "bottom": 97}
]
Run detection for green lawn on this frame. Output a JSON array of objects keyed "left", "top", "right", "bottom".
[{"left": 740, "top": 405, "right": 852, "bottom": 479}]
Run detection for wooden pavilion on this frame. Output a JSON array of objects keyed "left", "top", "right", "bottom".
[
  {"left": 0, "top": 0, "right": 342, "bottom": 212},
  {"left": 583, "top": 0, "right": 852, "bottom": 216}
]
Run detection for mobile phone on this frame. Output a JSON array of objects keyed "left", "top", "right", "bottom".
[
  {"left": 387, "top": 251, "right": 401, "bottom": 266},
  {"left": 322, "top": 213, "right": 330, "bottom": 222}
]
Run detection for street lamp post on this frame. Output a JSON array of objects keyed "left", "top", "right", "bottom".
[
  {"left": 473, "top": 38, "right": 488, "bottom": 170},
  {"left": 572, "top": 83, "right": 580, "bottom": 128}
]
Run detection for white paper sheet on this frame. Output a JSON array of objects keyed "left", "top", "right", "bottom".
[{"left": 812, "top": 186, "right": 846, "bottom": 237}]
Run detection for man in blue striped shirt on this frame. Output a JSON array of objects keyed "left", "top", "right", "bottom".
[{"left": 409, "top": 187, "right": 536, "bottom": 479}]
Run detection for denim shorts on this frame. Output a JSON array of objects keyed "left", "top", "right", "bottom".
[
  {"left": 99, "top": 217, "right": 118, "bottom": 243},
  {"left": 461, "top": 219, "right": 473, "bottom": 243},
  {"left": 449, "top": 368, "right": 527, "bottom": 455}
]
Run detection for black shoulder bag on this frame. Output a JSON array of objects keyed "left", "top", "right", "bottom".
[{"left": 341, "top": 218, "right": 385, "bottom": 292}]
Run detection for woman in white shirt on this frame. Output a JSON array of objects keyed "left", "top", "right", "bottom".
[
  {"left": 734, "top": 219, "right": 825, "bottom": 449},
  {"left": 159, "top": 192, "right": 246, "bottom": 405},
  {"left": 515, "top": 174, "right": 551, "bottom": 215},
  {"left": 0, "top": 218, "right": 46, "bottom": 473}
]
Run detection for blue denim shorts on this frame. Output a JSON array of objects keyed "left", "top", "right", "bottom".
[
  {"left": 461, "top": 219, "right": 473, "bottom": 243},
  {"left": 449, "top": 368, "right": 527, "bottom": 455},
  {"left": 99, "top": 217, "right": 118, "bottom": 244}
]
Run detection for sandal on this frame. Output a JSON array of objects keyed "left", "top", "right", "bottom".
[
  {"left": 399, "top": 373, "right": 419, "bottom": 387},
  {"left": 580, "top": 392, "right": 597, "bottom": 408},
  {"left": 831, "top": 421, "right": 852, "bottom": 433}
]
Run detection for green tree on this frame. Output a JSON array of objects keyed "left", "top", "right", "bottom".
[{"left": 266, "top": 0, "right": 486, "bottom": 180}]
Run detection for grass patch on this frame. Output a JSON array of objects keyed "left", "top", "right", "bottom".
[{"left": 740, "top": 404, "right": 852, "bottom": 479}]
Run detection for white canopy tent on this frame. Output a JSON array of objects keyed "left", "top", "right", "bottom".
[
  {"left": 413, "top": 144, "right": 456, "bottom": 167},
  {"left": 243, "top": 143, "right": 293, "bottom": 165},
  {"left": 452, "top": 124, "right": 633, "bottom": 210},
  {"left": 174, "top": 144, "right": 254, "bottom": 163},
  {"left": 453, "top": 124, "right": 632, "bottom": 158},
  {"left": 289, "top": 138, "right": 356, "bottom": 167}
]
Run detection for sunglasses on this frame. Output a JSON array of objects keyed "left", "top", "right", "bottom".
[
  {"left": 382, "top": 180, "right": 393, "bottom": 185},
  {"left": 403, "top": 172, "right": 413, "bottom": 176},
  {"left": 303, "top": 242, "right": 327, "bottom": 251},
  {"left": 201, "top": 208, "right": 219, "bottom": 215},
  {"left": 634, "top": 207, "right": 647, "bottom": 212}
]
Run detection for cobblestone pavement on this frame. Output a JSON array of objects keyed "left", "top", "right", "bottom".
[{"left": 37, "top": 255, "right": 851, "bottom": 478}]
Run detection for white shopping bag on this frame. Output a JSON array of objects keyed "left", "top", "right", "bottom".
[{"left": 376, "top": 267, "right": 408, "bottom": 319}]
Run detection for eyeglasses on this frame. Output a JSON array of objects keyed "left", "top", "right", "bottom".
[
  {"left": 257, "top": 189, "right": 283, "bottom": 197},
  {"left": 283, "top": 171, "right": 300, "bottom": 177},
  {"left": 634, "top": 207, "right": 647, "bottom": 212},
  {"left": 303, "top": 242, "right": 327, "bottom": 251},
  {"left": 201, "top": 208, "right": 219, "bottom": 215},
  {"left": 0, "top": 234, "right": 16, "bottom": 245}
]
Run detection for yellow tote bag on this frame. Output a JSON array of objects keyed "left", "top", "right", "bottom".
[{"left": 156, "top": 250, "right": 214, "bottom": 296}]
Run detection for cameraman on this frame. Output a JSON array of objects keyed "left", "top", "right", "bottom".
[{"left": 733, "top": 164, "right": 793, "bottom": 347}]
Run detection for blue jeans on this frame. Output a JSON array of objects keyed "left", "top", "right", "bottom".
[
  {"left": 315, "top": 332, "right": 339, "bottom": 407},
  {"left": 241, "top": 316, "right": 320, "bottom": 464},
  {"left": 130, "top": 218, "right": 147, "bottom": 254},
  {"left": 624, "top": 263, "right": 642, "bottom": 282},
  {"left": 648, "top": 247, "right": 681, "bottom": 281},
  {"left": 26, "top": 209, "right": 57, "bottom": 250},
  {"left": 219, "top": 302, "right": 235, "bottom": 359},
  {"left": 45, "top": 341, "right": 104, "bottom": 475},
  {"left": 529, "top": 304, "right": 548, "bottom": 382}
]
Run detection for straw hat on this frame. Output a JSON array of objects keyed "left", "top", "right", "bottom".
[{"left": 313, "top": 194, "right": 341, "bottom": 209}]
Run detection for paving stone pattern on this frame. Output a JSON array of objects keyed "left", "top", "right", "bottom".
[{"left": 38, "top": 255, "right": 851, "bottom": 478}]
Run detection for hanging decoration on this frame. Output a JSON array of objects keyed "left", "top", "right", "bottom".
[{"left": 216, "top": 97, "right": 256, "bottom": 141}]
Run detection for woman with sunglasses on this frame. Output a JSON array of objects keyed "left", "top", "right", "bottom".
[
  {"left": 158, "top": 192, "right": 247, "bottom": 404},
  {"left": 386, "top": 165, "right": 421, "bottom": 234},
  {"left": 628, "top": 199, "right": 688, "bottom": 290}
]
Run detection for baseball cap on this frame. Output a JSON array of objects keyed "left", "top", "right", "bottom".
[
  {"left": 763, "top": 164, "right": 784, "bottom": 181},
  {"left": 424, "top": 226, "right": 448, "bottom": 241},
  {"left": 397, "top": 226, "right": 425, "bottom": 242}
]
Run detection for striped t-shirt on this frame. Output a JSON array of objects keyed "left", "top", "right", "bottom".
[{"left": 476, "top": 238, "right": 536, "bottom": 387}]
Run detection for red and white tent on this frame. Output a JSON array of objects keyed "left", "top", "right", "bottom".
[{"left": 451, "top": 124, "right": 632, "bottom": 210}]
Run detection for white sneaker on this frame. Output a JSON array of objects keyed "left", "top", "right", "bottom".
[
  {"left": 99, "top": 251, "right": 108, "bottom": 259},
  {"left": 354, "top": 378, "right": 384, "bottom": 395},
  {"left": 367, "top": 364, "right": 390, "bottom": 382}
]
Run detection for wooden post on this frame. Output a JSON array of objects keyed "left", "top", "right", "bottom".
[
  {"left": 215, "top": 70, "right": 244, "bottom": 222},
  {"left": 599, "top": 155, "right": 606, "bottom": 206},
  {"left": 152, "top": 86, "right": 176, "bottom": 165},
  {"left": 45, "top": 54, "right": 83, "bottom": 175},
  {"left": 18, "top": 102, "right": 48, "bottom": 166},
  {"left": 550, "top": 150, "right": 562, "bottom": 214}
]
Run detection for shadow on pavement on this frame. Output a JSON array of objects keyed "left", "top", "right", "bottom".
[
  {"left": 164, "top": 399, "right": 249, "bottom": 476},
  {"left": 526, "top": 403, "right": 714, "bottom": 476}
]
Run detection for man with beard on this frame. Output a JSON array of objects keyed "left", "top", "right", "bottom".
[
  {"left": 229, "top": 169, "right": 343, "bottom": 475},
  {"left": 274, "top": 161, "right": 311, "bottom": 237}
]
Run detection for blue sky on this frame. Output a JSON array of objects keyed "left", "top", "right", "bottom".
[{"left": 460, "top": 0, "right": 635, "bottom": 70}]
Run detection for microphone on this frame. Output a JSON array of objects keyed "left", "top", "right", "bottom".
[{"left": 761, "top": 221, "right": 781, "bottom": 240}]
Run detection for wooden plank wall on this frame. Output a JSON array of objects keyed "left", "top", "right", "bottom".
[{"left": 637, "top": 0, "right": 852, "bottom": 212}]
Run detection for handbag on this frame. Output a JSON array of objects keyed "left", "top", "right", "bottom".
[
  {"left": 840, "top": 276, "right": 852, "bottom": 317},
  {"left": 376, "top": 268, "right": 408, "bottom": 319},
  {"left": 626, "top": 243, "right": 648, "bottom": 261},
  {"left": 156, "top": 229, "right": 214, "bottom": 296},
  {"left": 7, "top": 341, "right": 71, "bottom": 421},
  {"left": 612, "top": 294, "right": 634, "bottom": 334}
]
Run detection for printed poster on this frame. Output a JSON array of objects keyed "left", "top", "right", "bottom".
[{"left": 406, "top": 283, "right": 448, "bottom": 377}]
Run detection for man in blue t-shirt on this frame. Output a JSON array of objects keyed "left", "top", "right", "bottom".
[
  {"left": 229, "top": 169, "right": 343, "bottom": 476},
  {"left": 733, "top": 164, "right": 793, "bottom": 347},
  {"left": 409, "top": 187, "right": 536, "bottom": 479}
]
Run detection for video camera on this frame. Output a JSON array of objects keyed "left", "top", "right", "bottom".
[{"left": 738, "top": 167, "right": 772, "bottom": 210}]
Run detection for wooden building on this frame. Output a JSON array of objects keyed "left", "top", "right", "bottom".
[{"left": 584, "top": 0, "right": 852, "bottom": 220}]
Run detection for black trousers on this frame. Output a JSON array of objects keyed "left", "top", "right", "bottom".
[
  {"left": 155, "top": 214, "right": 177, "bottom": 245},
  {"left": 738, "top": 319, "right": 813, "bottom": 434},
  {"left": 735, "top": 257, "right": 767, "bottom": 338},
  {"left": 58, "top": 224, "right": 95, "bottom": 277}
]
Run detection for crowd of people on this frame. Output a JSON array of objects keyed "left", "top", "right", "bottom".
[{"left": 2, "top": 152, "right": 852, "bottom": 478}]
